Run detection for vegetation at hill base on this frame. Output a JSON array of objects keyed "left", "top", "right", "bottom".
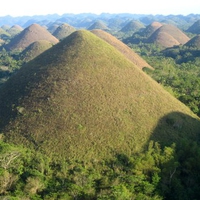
[{"left": 1, "top": 137, "right": 200, "bottom": 199}]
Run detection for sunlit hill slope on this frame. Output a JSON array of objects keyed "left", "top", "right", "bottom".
[{"left": 0, "top": 30, "right": 199, "bottom": 162}]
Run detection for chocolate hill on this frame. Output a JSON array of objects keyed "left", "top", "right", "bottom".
[
  {"left": 20, "top": 40, "right": 53, "bottom": 62},
  {"left": 7, "top": 25, "right": 23, "bottom": 36},
  {"left": 5, "top": 23, "right": 59, "bottom": 51},
  {"left": 120, "top": 20, "right": 145, "bottom": 33},
  {"left": 91, "top": 29, "right": 153, "bottom": 69},
  {"left": 147, "top": 24, "right": 190, "bottom": 47},
  {"left": 185, "top": 35, "right": 200, "bottom": 48},
  {"left": 187, "top": 20, "right": 200, "bottom": 34},
  {"left": 141, "top": 21, "right": 162, "bottom": 37},
  {"left": 87, "top": 20, "right": 108, "bottom": 30},
  {"left": 52, "top": 23, "right": 76, "bottom": 40},
  {"left": 47, "top": 24, "right": 60, "bottom": 34},
  {"left": 0, "top": 27, "right": 10, "bottom": 39},
  {"left": 0, "top": 30, "right": 199, "bottom": 161}
]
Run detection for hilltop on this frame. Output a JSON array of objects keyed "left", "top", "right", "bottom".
[
  {"left": 0, "top": 30, "right": 199, "bottom": 162},
  {"left": 120, "top": 20, "right": 145, "bottom": 33},
  {"left": 52, "top": 23, "right": 76, "bottom": 40},
  {"left": 5, "top": 23, "right": 59, "bottom": 51},
  {"left": 7, "top": 25, "right": 23, "bottom": 36},
  {"left": 187, "top": 20, "right": 200, "bottom": 34},
  {"left": 147, "top": 24, "right": 190, "bottom": 47},
  {"left": 140, "top": 21, "right": 162, "bottom": 37},
  {"left": 87, "top": 20, "right": 108, "bottom": 30},
  {"left": 184, "top": 35, "right": 200, "bottom": 48}
]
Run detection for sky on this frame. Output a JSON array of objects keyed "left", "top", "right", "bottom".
[{"left": 0, "top": 0, "right": 200, "bottom": 17}]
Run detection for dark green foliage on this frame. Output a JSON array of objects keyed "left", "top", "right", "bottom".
[
  {"left": 0, "top": 48, "right": 22, "bottom": 86},
  {"left": 1, "top": 138, "right": 200, "bottom": 199}
]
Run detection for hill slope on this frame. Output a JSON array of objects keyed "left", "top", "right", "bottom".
[
  {"left": 187, "top": 20, "right": 200, "bottom": 34},
  {"left": 120, "top": 20, "right": 145, "bottom": 33},
  {"left": 185, "top": 35, "right": 200, "bottom": 48},
  {"left": 87, "top": 20, "right": 108, "bottom": 30},
  {"left": 5, "top": 23, "right": 59, "bottom": 51},
  {"left": 19, "top": 40, "right": 53, "bottom": 62},
  {"left": 52, "top": 23, "right": 76, "bottom": 40},
  {"left": 141, "top": 21, "right": 162, "bottom": 37},
  {"left": 148, "top": 24, "right": 190, "bottom": 47},
  {"left": 7, "top": 25, "right": 23, "bottom": 36},
  {"left": 148, "top": 31, "right": 180, "bottom": 47},
  {"left": 0, "top": 30, "right": 199, "bottom": 162},
  {"left": 91, "top": 29, "right": 153, "bottom": 69}
]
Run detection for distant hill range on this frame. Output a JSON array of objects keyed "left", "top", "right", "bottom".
[
  {"left": 0, "top": 13, "right": 200, "bottom": 30},
  {"left": 4, "top": 23, "right": 59, "bottom": 51},
  {"left": 0, "top": 30, "right": 199, "bottom": 162}
]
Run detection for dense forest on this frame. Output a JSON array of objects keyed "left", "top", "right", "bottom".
[
  {"left": 1, "top": 138, "right": 200, "bottom": 199},
  {"left": 1, "top": 13, "right": 200, "bottom": 199}
]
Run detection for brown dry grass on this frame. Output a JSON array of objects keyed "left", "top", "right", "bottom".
[
  {"left": 6, "top": 23, "right": 59, "bottom": 51},
  {"left": 148, "top": 31, "right": 180, "bottom": 48},
  {"left": 148, "top": 24, "right": 190, "bottom": 47},
  {"left": 141, "top": 21, "right": 162, "bottom": 37},
  {"left": 91, "top": 29, "right": 153, "bottom": 69}
]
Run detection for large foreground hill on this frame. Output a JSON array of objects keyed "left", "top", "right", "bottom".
[{"left": 0, "top": 30, "right": 199, "bottom": 162}]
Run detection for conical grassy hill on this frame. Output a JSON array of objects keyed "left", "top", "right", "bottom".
[
  {"left": 0, "top": 27, "right": 10, "bottom": 39},
  {"left": 187, "top": 20, "right": 200, "bottom": 34},
  {"left": 7, "top": 25, "right": 23, "bottom": 36},
  {"left": 91, "top": 29, "right": 153, "bottom": 69},
  {"left": 120, "top": 20, "right": 145, "bottom": 33},
  {"left": 148, "top": 24, "right": 190, "bottom": 47},
  {"left": 0, "top": 30, "right": 199, "bottom": 162},
  {"left": 5, "top": 23, "right": 59, "bottom": 51},
  {"left": 88, "top": 20, "right": 108, "bottom": 30},
  {"left": 141, "top": 21, "right": 162, "bottom": 37},
  {"left": 148, "top": 31, "right": 180, "bottom": 48},
  {"left": 19, "top": 40, "right": 53, "bottom": 62},
  {"left": 53, "top": 23, "right": 76, "bottom": 40},
  {"left": 185, "top": 35, "right": 200, "bottom": 48}
]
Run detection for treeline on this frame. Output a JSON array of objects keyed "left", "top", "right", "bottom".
[{"left": 1, "top": 137, "right": 200, "bottom": 199}]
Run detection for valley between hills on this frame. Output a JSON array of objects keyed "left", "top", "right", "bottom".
[{"left": 0, "top": 13, "right": 200, "bottom": 199}]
